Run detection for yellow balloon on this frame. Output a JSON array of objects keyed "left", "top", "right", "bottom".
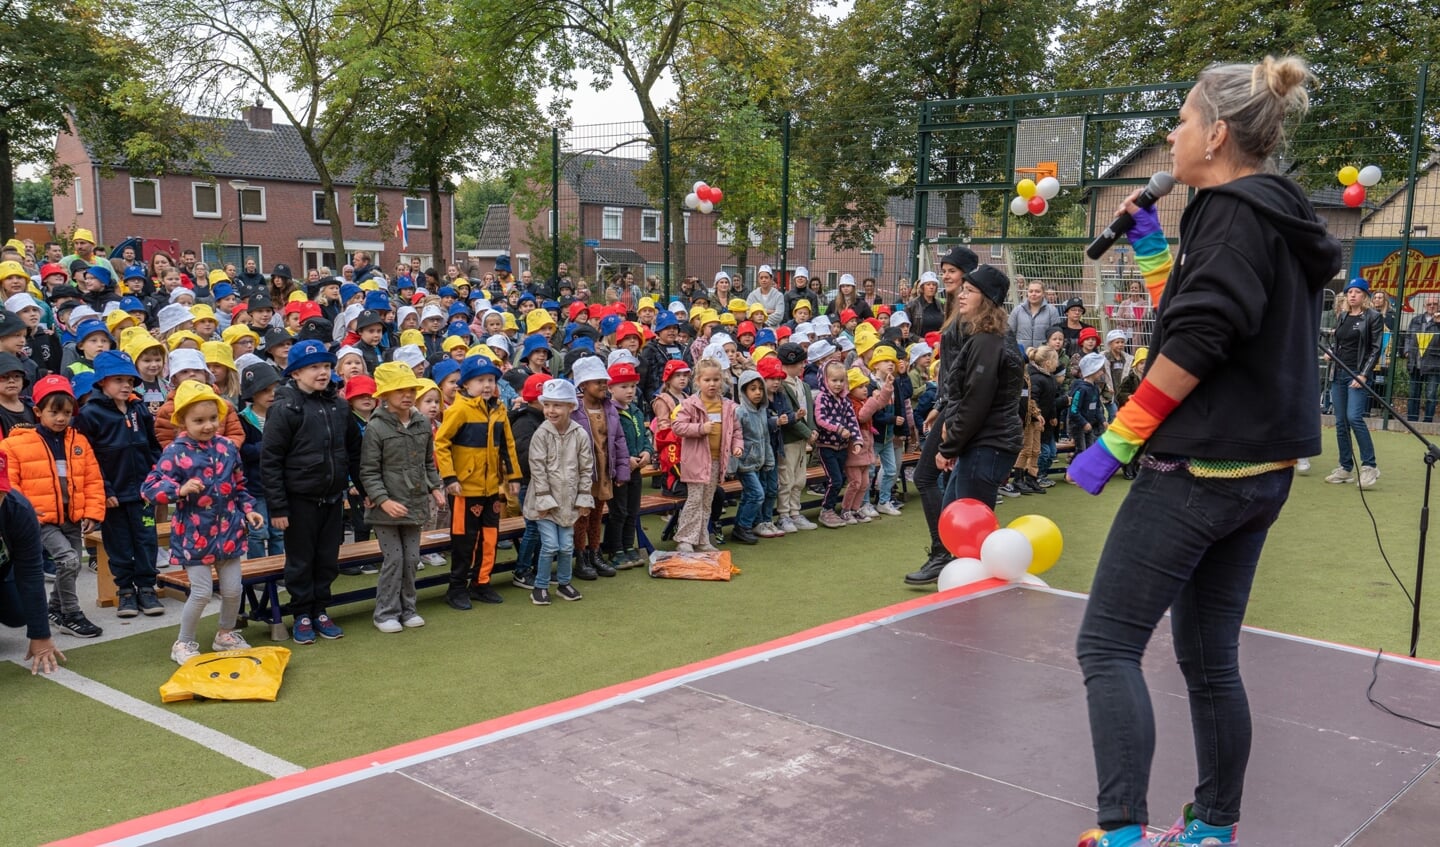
[
  {"left": 1007, "top": 514, "right": 1063, "bottom": 574},
  {"left": 1016, "top": 179, "right": 1037, "bottom": 199},
  {"left": 1337, "top": 166, "right": 1359, "bottom": 186}
]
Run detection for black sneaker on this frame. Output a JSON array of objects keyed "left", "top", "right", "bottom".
[
  {"left": 339, "top": 566, "right": 364, "bottom": 576},
  {"left": 998, "top": 482, "right": 1022, "bottom": 498},
  {"left": 613, "top": 549, "right": 644, "bottom": 570},
  {"left": 359, "top": 562, "right": 380, "bottom": 575},
  {"left": 445, "top": 590, "right": 473, "bottom": 610},
  {"left": 469, "top": 584, "right": 504, "bottom": 604},
  {"left": 136, "top": 588, "right": 165, "bottom": 616},
  {"left": 511, "top": 570, "right": 536, "bottom": 590},
  {"left": 116, "top": 589, "right": 140, "bottom": 618},
  {"left": 904, "top": 549, "right": 951, "bottom": 586},
  {"left": 556, "top": 583, "right": 583, "bottom": 602},
  {"left": 730, "top": 526, "right": 759, "bottom": 545},
  {"left": 531, "top": 587, "right": 551, "bottom": 606},
  {"left": 58, "top": 613, "right": 103, "bottom": 638},
  {"left": 710, "top": 531, "right": 727, "bottom": 547},
  {"left": 591, "top": 552, "right": 617, "bottom": 578}
]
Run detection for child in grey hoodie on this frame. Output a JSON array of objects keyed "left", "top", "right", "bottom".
[{"left": 730, "top": 369, "right": 776, "bottom": 545}]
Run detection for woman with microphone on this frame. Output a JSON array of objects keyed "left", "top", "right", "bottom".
[{"left": 1066, "top": 57, "right": 1342, "bottom": 847}]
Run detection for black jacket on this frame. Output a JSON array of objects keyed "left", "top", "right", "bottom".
[
  {"left": 260, "top": 380, "right": 363, "bottom": 517},
  {"left": 1028, "top": 363, "right": 1059, "bottom": 438},
  {"left": 1328, "top": 309, "right": 1384, "bottom": 382},
  {"left": 508, "top": 405, "right": 545, "bottom": 485},
  {"left": 783, "top": 284, "right": 816, "bottom": 322},
  {"left": 638, "top": 337, "right": 691, "bottom": 402},
  {"left": 939, "top": 331, "right": 1024, "bottom": 458},
  {"left": 76, "top": 392, "right": 162, "bottom": 502},
  {"left": 906, "top": 295, "right": 946, "bottom": 336},
  {"left": 0, "top": 491, "right": 50, "bottom": 639},
  {"left": 1147, "top": 174, "right": 1342, "bottom": 461},
  {"left": 238, "top": 413, "right": 266, "bottom": 498}
]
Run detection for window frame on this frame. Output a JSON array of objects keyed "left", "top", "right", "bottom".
[
  {"left": 74, "top": 178, "right": 84, "bottom": 214},
  {"left": 129, "top": 177, "right": 161, "bottom": 216},
  {"left": 238, "top": 186, "right": 267, "bottom": 221},
  {"left": 354, "top": 193, "right": 379, "bottom": 227},
  {"left": 403, "top": 197, "right": 428, "bottom": 229},
  {"left": 640, "top": 209, "right": 661, "bottom": 242},
  {"left": 191, "top": 182, "right": 220, "bottom": 219},
  {"left": 601, "top": 206, "right": 623, "bottom": 241},
  {"left": 312, "top": 191, "right": 334, "bottom": 224}
]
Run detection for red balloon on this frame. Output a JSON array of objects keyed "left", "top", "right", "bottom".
[
  {"left": 1027, "top": 196, "right": 1048, "bottom": 215},
  {"left": 696, "top": 185, "right": 713, "bottom": 203},
  {"left": 710, "top": 187, "right": 723, "bottom": 204},
  {"left": 1342, "top": 183, "right": 1366, "bottom": 208},
  {"left": 938, "top": 498, "right": 1000, "bottom": 559}
]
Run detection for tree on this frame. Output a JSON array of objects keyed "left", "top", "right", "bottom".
[
  {"left": 11, "top": 180, "right": 53, "bottom": 222},
  {"left": 134, "top": 0, "right": 426, "bottom": 259},
  {"left": 0, "top": 0, "right": 201, "bottom": 239},
  {"left": 453, "top": 175, "right": 515, "bottom": 252}
]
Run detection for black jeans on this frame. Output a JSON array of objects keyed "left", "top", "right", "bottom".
[
  {"left": 603, "top": 478, "right": 641, "bottom": 554},
  {"left": 913, "top": 425, "right": 944, "bottom": 551},
  {"left": 941, "top": 445, "right": 1019, "bottom": 508},
  {"left": 1076, "top": 464, "right": 1292, "bottom": 830},
  {"left": 282, "top": 495, "right": 345, "bottom": 620},
  {"left": 101, "top": 500, "right": 158, "bottom": 591}
]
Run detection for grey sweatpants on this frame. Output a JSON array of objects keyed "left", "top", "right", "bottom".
[
  {"left": 374, "top": 524, "right": 420, "bottom": 623},
  {"left": 178, "top": 559, "right": 243, "bottom": 644},
  {"left": 40, "top": 522, "right": 83, "bottom": 616}
]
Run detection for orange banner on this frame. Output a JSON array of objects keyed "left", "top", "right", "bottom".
[{"left": 1358, "top": 248, "right": 1440, "bottom": 298}]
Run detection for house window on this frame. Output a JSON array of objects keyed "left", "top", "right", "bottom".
[
  {"left": 192, "top": 183, "right": 220, "bottom": 218},
  {"left": 641, "top": 210, "right": 660, "bottom": 242},
  {"left": 859, "top": 231, "right": 874, "bottom": 253},
  {"left": 786, "top": 220, "right": 796, "bottom": 249},
  {"left": 354, "top": 194, "right": 379, "bottom": 227},
  {"left": 645, "top": 262, "right": 665, "bottom": 281},
  {"left": 313, "top": 191, "right": 333, "bottom": 224},
  {"left": 202, "top": 244, "right": 262, "bottom": 269},
  {"left": 602, "top": 207, "right": 623, "bottom": 240},
  {"left": 130, "top": 178, "right": 161, "bottom": 215},
  {"left": 827, "top": 270, "right": 839, "bottom": 290},
  {"left": 716, "top": 221, "right": 734, "bottom": 246},
  {"left": 404, "top": 197, "right": 428, "bottom": 229},
  {"left": 74, "top": 178, "right": 84, "bottom": 214},
  {"left": 238, "top": 187, "right": 266, "bottom": 220},
  {"left": 303, "top": 250, "right": 338, "bottom": 275}
]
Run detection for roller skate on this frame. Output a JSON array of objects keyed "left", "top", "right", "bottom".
[
  {"left": 1077, "top": 825, "right": 1148, "bottom": 847},
  {"left": 1151, "top": 804, "right": 1238, "bottom": 846}
]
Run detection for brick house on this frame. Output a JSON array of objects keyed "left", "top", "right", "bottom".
[
  {"left": 485, "top": 153, "right": 812, "bottom": 290},
  {"left": 811, "top": 195, "right": 949, "bottom": 302},
  {"left": 51, "top": 103, "right": 454, "bottom": 277}
]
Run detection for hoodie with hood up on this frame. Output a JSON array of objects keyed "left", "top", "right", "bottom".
[
  {"left": 1146, "top": 173, "right": 1341, "bottom": 461},
  {"left": 734, "top": 370, "right": 775, "bottom": 473}
]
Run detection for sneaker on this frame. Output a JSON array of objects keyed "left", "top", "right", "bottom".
[
  {"left": 1037, "top": 476, "right": 1056, "bottom": 489},
  {"left": 860, "top": 503, "right": 880, "bottom": 519},
  {"left": 777, "top": 517, "right": 798, "bottom": 534},
  {"left": 1151, "top": 803, "right": 1239, "bottom": 846},
  {"left": 469, "top": 584, "right": 505, "bottom": 604},
  {"left": 56, "top": 612, "right": 103, "bottom": 638},
  {"left": 1325, "top": 466, "right": 1354, "bottom": 484},
  {"left": 116, "top": 589, "right": 140, "bottom": 618},
  {"left": 614, "top": 550, "right": 645, "bottom": 570},
  {"left": 676, "top": 542, "right": 695, "bottom": 553},
  {"left": 556, "top": 583, "right": 583, "bottom": 601},
  {"left": 359, "top": 562, "right": 380, "bottom": 575},
  {"left": 819, "top": 509, "right": 847, "bottom": 529},
  {"left": 710, "top": 531, "right": 727, "bottom": 548},
  {"left": 1295, "top": 457, "right": 1311, "bottom": 475},
  {"left": 402, "top": 614, "right": 426, "bottom": 628},
  {"left": 511, "top": 570, "right": 536, "bottom": 590},
  {"left": 498, "top": 539, "right": 514, "bottom": 550},
  {"left": 421, "top": 552, "right": 447, "bottom": 567},
  {"left": 445, "top": 590, "right": 473, "bottom": 611},
  {"left": 843, "top": 510, "right": 862, "bottom": 524},
  {"left": 791, "top": 514, "right": 818, "bottom": 531},
  {"left": 998, "top": 482, "right": 1022, "bottom": 498},
  {"left": 211, "top": 630, "right": 251, "bottom": 651},
  {"left": 531, "top": 587, "right": 552, "bottom": 605},
  {"left": 730, "top": 526, "right": 759, "bottom": 545},
  {"left": 876, "top": 502, "right": 903, "bottom": 517},
  {"left": 170, "top": 639, "right": 201, "bottom": 665},
  {"left": 1359, "top": 466, "right": 1379, "bottom": 489},
  {"left": 136, "top": 587, "right": 165, "bottom": 616},
  {"left": 293, "top": 616, "right": 317, "bottom": 643},
  {"left": 374, "top": 618, "right": 404, "bottom": 633},
  {"left": 697, "top": 539, "right": 719, "bottom": 553},
  {"left": 753, "top": 522, "right": 779, "bottom": 538},
  {"left": 314, "top": 614, "right": 344, "bottom": 639},
  {"left": 339, "top": 566, "right": 364, "bottom": 576},
  {"left": 1076, "top": 825, "right": 1150, "bottom": 847}
]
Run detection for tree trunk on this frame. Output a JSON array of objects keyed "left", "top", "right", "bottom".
[
  {"left": 428, "top": 169, "right": 445, "bottom": 267},
  {"left": 0, "top": 128, "right": 15, "bottom": 242},
  {"left": 735, "top": 217, "right": 750, "bottom": 293},
  {"left": 316, "top": 165, "right": 346, "bottom": 263}
]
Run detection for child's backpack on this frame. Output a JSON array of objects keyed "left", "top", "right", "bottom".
[{"left": 651, "top": 404, "right": 686, "bottom": 498}]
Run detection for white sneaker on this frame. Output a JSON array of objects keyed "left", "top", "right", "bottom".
[
  {"left": 402, "top": 614, "right": 426, "bottom": 628},
  {"left": 374, "top": 618, "right": 404, "bottom": 633},
  {"left": 1359, "top": 466, "right": 1379, "bottom": 489},
  {"left": 424, "top": 552, "right": 447, "bottom": 566},
  {"left": 754, "top": 522, "right": 780, "bottom": 538},
  {"left": 1295, "top": 457, "right": 1311, "bottom": 475},
  {"left": 1325, "top": 467, "right": 1354, "bottom": 484},
  {"left": 791, "top": 514, "right": 818, "bottom": 531},
  {"left": 170, "top": 640, "right": 201, "bottom": 665},
  {"left": 777, "top": 517, "right": 798, "bottom": 534},
  {"left": 876, "top": 502, "right": 903, "bottom": 517},
  {"left": 860, "top": 503, "right": 880, "bottom": 519},
  {"left": 211, "top": 630, "right": 251, "bottom": 651},
  {"left": 676, "top": 542, "right": 695, "bottom": 553}
]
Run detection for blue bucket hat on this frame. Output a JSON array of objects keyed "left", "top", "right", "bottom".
[
  {"left": 86, "top": 264, "right": 114, "bottom": 288},
  {"left": 653, "top": 311, "right": 679, "bottom": 332},
  {"left": 340, "top": 283, "right": 362, "bottom": 303},
  {"left": 284, "top": 339, "right": 337, "bottom": 375},
  {"left": 91, "top": 350, "right": 140, "bottom": 382},
  {"left": 542, "top": 299, "right": 560, "bottom": 311},
  {"left": 568, "top": 336, "right": 595, "bottom": 353},
  {"left": 445, "top": 323, "right": 471, "bottom": 339},
  {"left": 212, "top": 283, "right": 236, "bottom": 300},
  {"left": 431, "top": 358, "right": 461, "bottom": 384},
  {"left": 122, "top": 265, "right": 147, "bottom": 281},
  {"left": 754, "top": 328, "right": 777, "bottom": 347},
  {"left": 459, "top": 356, "right": 502, "bottom": 386},
  {"left": 71, "top": 371, "right": 98, "bottom": 398},
  {"left": 364, "top": 291, "right": 391, "bottom": 311},
  {"left": 438, "top": 286, "right": 457, "bottom": 298},
  {"left": 1344, "top": 277, "right": 1370, "bottom": 294},
  {"left": 448, "top": 302, "right": 472, "bottom": 319},
  {"left": 518, "top": 292, "right": 536, "bottom": 304},
  {"left": 520, "top": 334, "right": 550, "bottom": 362},
  {"left": 599, "top": 314, "right": 623, "bottom": 337},
  {"left": 118, "top": 296, "right": 146, "bottom": 314},
  {"left": 74, "top": 319, "right": 113, "bottom": 343}
]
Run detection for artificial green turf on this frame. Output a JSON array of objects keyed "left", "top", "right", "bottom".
[
  {"left": 0, "top": 661, "right": 265, "bottom": 847},
  {"left": 21, "top": 427, "right": 1440, "bottom": 842}
]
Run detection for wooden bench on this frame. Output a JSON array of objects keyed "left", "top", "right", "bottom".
[{"left": 84, "top": 522, "right": 173, "bottom": 609}]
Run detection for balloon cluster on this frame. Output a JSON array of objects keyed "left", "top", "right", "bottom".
[
  {"left": 684, "top": 181, "right": 724, "bottom": 214},
  {"left": 1010, "top": 176, "right": 1061, "bottom": 217},
  {"left": 934, "top": 499, "right": 1064, "bottom": 590},
  {"left": 1338, "top": 165, "right": 1382, "bottom": 208}
]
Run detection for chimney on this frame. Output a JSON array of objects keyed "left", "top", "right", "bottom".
[{"left": 243, "top": 99, "right": 272, "bottom": 131}]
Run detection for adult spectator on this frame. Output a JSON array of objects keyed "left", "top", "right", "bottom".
[
  {"left": 1112, "top": 280, "right": 1153, "bottom": 347},
  {"left": 1058, "top": 297, "right": 1091, "bottom": 355},
  {"left": 1326, "top": 279, "right": 1383, "bottom": 488},
  {"left": 826, "top": 274, "right": 872, "bottom": 321},
  {"left": 178, "top": 249, "right": 199, "bottom": 280},
  {"left": 746, "top": 265, "right": 785, "bottom": 327},
  {"left": 1007, "top": 280, "right": 1062, "bottom": 350},
  {"left": 60, "top": 228, "right": 106, "bottom": 270},
  {"left": 896, "top": 277, "right": 913, "bottom": 307},
  {"left": 0, "top": 461, "right": 66, "bottom": 675},
  {"left": 861, "top": 277, "right": 884, "bottom": 308},
  {"left": 783, "top": 267, "right": 815, "bottom": 321},
  {"left": 267, "top": 264, "right": 301, "bottom": 306},
  {"left": 710, "top": 271, "right": 735, "bottom": 307},
  {"left": 351, "top": 251, "right": 378, "bottom": 285},
  {"left": 905, "top": 271, "right": 945, "bottom": 336},
  {"left": 236, "top": 257, "right": 266, "bottom": 295},
  {"left": 1405, "top": 296, "right": 1440, "bottom": 421}
]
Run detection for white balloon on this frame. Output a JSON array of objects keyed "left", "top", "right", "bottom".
[
  {"left": 693, "top": 181, "right": 708, "bottom": 194},
  {"left": 684, "top": 192, "right": 700, "bottom": 210},
  {"left": 698, "top": 200, "right": 714, "bottom": 214},
  {"left": 980, "top": 528, "right": 1033, "bottom": 581},
  {"left": 1037, "top": 176, "right": 1061, "bottom": 200},
  {"left": 1358, "top": 165, "right": 1382, "bottom": 187},
  {"left": 938, "top": 557, "right": 989, "bottom": 591},
  {"left": 1016, "top": 573, "right": 1049, "bottom": 588},
  {"left": 1010, "top": 195, "right": 1030, "bottom": 216}
]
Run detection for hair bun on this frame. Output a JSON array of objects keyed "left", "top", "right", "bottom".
[{"left": 1258, "top": 55, "right": 1311, "bottom": 103}]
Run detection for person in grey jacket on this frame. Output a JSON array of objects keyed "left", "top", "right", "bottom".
[
  {"left": 1007, "top": 280, "right": 1063, "bottom": 350},
  {"left": 360, "top": 363, "right": 445, "bottom": 633}
]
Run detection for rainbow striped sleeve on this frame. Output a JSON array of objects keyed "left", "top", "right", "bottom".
[
  {"left": 1130, "top": 230, "right": 1173, "bottom": 307},
  {"left": 1098, "top": 380, "right": 1180, "bottom": 463}
]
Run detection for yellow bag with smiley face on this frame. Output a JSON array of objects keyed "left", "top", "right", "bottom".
[{"left": 160, "top": 646, "right": 293, "bottom": 703}]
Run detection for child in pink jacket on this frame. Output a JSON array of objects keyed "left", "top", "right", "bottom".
[
  {"left": 670, "top": 359, "right": 743, "bottom": 553},
  {"left": 842, "top": 368, "right": 894, "bottom": 522}
]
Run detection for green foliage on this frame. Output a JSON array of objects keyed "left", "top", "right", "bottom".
[
  {"left": 454, "top": 176, "right": 515, "bottom": 251},
  {"left": 11, "top": 180, "right": 53, "bottom": 221}
]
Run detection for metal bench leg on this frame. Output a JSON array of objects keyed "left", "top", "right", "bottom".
[
  {"left": 636, "top": 514, "right": 654, "bottom": 554},
  {"left": 264, "top": 579, "right": 289, "bottom": 641}
]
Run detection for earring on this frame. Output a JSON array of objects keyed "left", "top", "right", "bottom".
[{"left": 1205, "top": 150, "right": 1213, "bottom": 161}]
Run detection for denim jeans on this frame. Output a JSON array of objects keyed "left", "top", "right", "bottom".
[
  {"left": 817, "top": 447, "right": 847, "bottom": 511},
  {"left": 1408, "top": 371, "right": 1440, "bottom": 422},
  {"left": 1076, "top": 464, "right": 1293, "bottom": 830},
  {"left": 247, "top": 497, "right": 286, "bottom": 559},
  {"left": 941, "top": 445, "right": 1019, "bottom": 508},
  {"left": 734, "top": 470, "right": 764, "bottom": 529},
  {"left": 1330, "top": 378, "right": 1376, "bottom": 471},
  {"left": 759, "top": 464, "right": 779, "bottom": 524},
  {"left": 534, "top": 519, "right": 573, "bottom": 589},
  {"left": 872, "top": 436, "right": 898, "bottom": 505},
  {"left": 1038, "top": 436, "right": 1057, "bottom": 478}
]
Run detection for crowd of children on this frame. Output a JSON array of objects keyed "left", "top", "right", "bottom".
[{"left": 0, "top": 238, "right": 1150, "bottom": 665}]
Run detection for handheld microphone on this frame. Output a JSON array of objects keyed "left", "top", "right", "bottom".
[{"left": 1086, "top": 172, "right": 1176, "bottom": 260}]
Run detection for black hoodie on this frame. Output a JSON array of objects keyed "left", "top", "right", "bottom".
[{"left": 1146, "top": 174, "right": 1342, "bottom": 461}]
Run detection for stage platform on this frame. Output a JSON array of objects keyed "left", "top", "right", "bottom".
[{"left": 64, "top": 585, "right": 1440, "bottom": 846}]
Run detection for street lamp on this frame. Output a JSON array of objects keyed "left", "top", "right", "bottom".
[{"left": 228, "top": 179, "right": 250, "bottom": 279}]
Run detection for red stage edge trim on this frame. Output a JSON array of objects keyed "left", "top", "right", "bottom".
[{"left": 51, "top": 578, "right": 1008, "bottom": 846}]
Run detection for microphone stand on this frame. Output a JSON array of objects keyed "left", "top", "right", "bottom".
[{"left": 1321, "top": 342, "right": 1440, "bottom": 657}]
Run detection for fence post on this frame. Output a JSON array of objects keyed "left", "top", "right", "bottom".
[
  {"left": 1385, "top": 61, "right": 1430, "bottom": 424},
  {"left": 780, "top": 112, "right": 791, "bottom": 283},
  {"left": 910, "top": 102, "right": 931, "bottom": 283},
  {"left": 663, "top": 119, "right": 672, "bottom": 303},
  {"left": 551, "top": 127, "right": 560, "bottom": 288}
]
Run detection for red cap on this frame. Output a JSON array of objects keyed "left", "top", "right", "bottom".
[
  {"left": 876, "top": 305, "right": 892, "bottom": 316},
  {"left": 568, "top": 302, "right": 589, "bottom": 323},
  {"left": 616, "top": 321, "right": 643, "bottom": 344},
  {"left": 756, "top": 357, "right": 785, "bottom": 380},
  {"left": 775, "top": 326, "right": 792, "bottom": 340},
  {"left": 662, "top": 359, "right": 692, "bottom": 382},
  {"left": 231, "top": 303, "right": 249, "bottom": 321},
  {"left": 924, "top": 331, "right": 941, "bottom": 348},
  {"left": 607, "top": 362, "right": 640, "bottom": 385},
  {"left": 864, "top": 318, "right": 884, "bottom": 333},
  {"left": 344, "top": 375, "right": 377, "bottom": 400},
  {"left": 736, "top": 320, "right": 757, "bottom": 337},
  {"left": 32, "top": 374, "right": 74, "bottom": 407},
  {"left": 40, "top": 262, "right": 67, "bottom": 280},
  {"left": 642, "top": 326, "right": 655, "bottom": 342},
  {"left": 1079, "top": 326, "right": 1101, "bottom": 343},
  {"left": 297, "top": 301, "right": 322, "bottom": 322},
  {"left": 411, "top": 292, "right": 426, "bottom": 305},
  {"left": 521, "top": 372, "right": 549, "bottom": 403},
  {"left": 283, "top": 301, "right": 305, "bottom": 316},
  {"left": 0, "top": 451, "right": 10, "bottom": 495},
  {"left": 840, "top": 308, "right": 857, "bottom": 325}
]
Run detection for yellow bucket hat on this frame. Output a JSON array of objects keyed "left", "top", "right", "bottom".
[
  {"left": 846, "top": 367, "right": 870, "bottom": 392},
  {"left": 719, "top": 313, "right": 737, "bottom": 327},
  {"left": 171, "top": 380, "right": 228, "bottom": 425},
  {"left": 190, "top": 304, "right": 217, "bottom": 323},
  {"left": 106, "top": 310, "right": 137, "bottom": 334},
  {"left": 868, "top": 345, "right": 898, "bottom": 367},
  {"left": 0, "top": 260, "right": 26, "bottom": 281},
  {"left": 727, "top": 297, "right": 747, "bottom": 314},
  {"left": 466, "top": 344, "right": 500, "bottom": 363},
  {"left": 72, "top": 228, "right": 96, "bottom": 244},
  {"left": 202, "top": 340, "right": 237, "bottom": 373},
  {"left": 441, "top": 335, "right": 468, "bottom": 352},
  {"left": 208, "top": 269, "right": 230, "bottom": 287},
  {"left": 502, "top": 312, "right": 518, "bottom": 331},
  {"left": 525, "top": 310, "right": 555, "bottom": 334},
  {"left": 121, "top": 332, "right": 164, "bottom": 362},
  {"left": 373, "top": 361, "right": 425, "bottom": 396},
  {"left": 792, "top": 299, "right": 813, "bottom": 314},
  {"left": 752, "top": 345, "right": 775, "bottom": 362},
  {"left": 399, "top": 328, "right": 425, "bottom": 348},
  {"left": 637, "top": 296, "right": 656, "bottom": 313},
  {"left": 167, "top": 330, "right": 205, "bottom": 352},
  {"left": 287, "top": 290, "right": 309, "bottom": 303},
  {"left": 222, "top": 324, "right": 261, "bottom": 346},
  {"left": 415, "top": 378, "right": 440, "bottom": 399}
]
